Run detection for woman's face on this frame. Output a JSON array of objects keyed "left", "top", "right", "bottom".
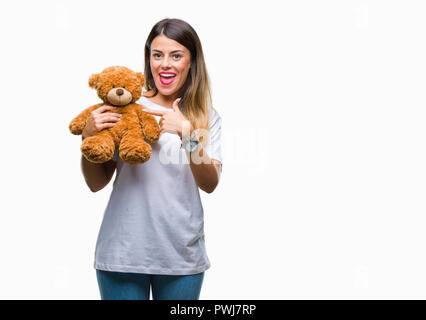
[{"left": 150, "top": 34, "right": 191, "bottom": 99}]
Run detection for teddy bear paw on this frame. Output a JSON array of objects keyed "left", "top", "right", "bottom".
[
  {"left": 144, "top": 128, "right": 161, "bottom": 143},
  {"left": 69, "top": 121, "right": 84, "bottom": 135},
  {"left": 81, "top": 136, "right": 114, "bottom": 163},
  {"left": 119, "top": 143, "right": 152, "bottom": 164}
]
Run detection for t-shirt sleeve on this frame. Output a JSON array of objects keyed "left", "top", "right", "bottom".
[{"left": 204, "top": 108, "right": 223, "bottom": 170}]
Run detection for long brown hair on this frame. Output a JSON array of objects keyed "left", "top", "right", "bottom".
[{"left": 144, "top": 18, "right": 213, "bottom": 141}]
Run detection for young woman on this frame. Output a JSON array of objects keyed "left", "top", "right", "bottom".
[{"left": 80, "top": 18, "right": 222, "bottom": 300}]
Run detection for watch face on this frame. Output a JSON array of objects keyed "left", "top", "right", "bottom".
[
  {"left": 190, "top": 141, "right": 198, "bottom": 152},
  {"left": 187, "top": 140, "right": 199, "bottom": 152},
  {"left": 190, "top": 131, "right": 198, "bottom": 141}
]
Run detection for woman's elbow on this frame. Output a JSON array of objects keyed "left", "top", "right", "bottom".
[
  {"left": 200, "top": 181, "right": 218, "bottom": 194},
  {"left": 201, "top": 186, "right": 214, "bottom": 194},
  {"left": 88, "top": 184, "right": 102, "bottom": 193},
  {"left": 87, "top": 181, "right": 108, "bottom": 193}
]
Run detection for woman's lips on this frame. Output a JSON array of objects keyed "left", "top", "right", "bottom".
[{"left": 159, "top": 74, "right": 176, "bottom": 86}]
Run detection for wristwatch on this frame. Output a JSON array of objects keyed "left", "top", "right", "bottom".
[{"left": 181, "top": 131, "right": 199, "bottom": 153}]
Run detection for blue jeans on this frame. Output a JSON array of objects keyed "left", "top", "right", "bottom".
[{"left": 96, "top": 269, "right": 205, "bottom": 300}]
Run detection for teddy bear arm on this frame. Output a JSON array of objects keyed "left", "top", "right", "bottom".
[
  {"left": 136, "top": 108, "right": 161, "bottom": 143},
  {"left": 69, "top": 103, "right": 104, "bottom": 135}
]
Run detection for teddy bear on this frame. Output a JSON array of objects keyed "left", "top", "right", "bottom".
[{"left": 69, "top": 66, "right": 160, "bottom": 165}]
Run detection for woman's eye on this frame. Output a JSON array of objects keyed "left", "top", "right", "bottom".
[
  {"left": 153, "top": 53, "right": 161, "bottom": 58},
  {"left": 173, "top": 54, "right": 182, "bottom": 59}
]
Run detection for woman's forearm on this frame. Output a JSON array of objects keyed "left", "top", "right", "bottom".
[
  {"left": 81, "top": 155, "right": 110, "bottom": 192},
  {"left": 186, "top": 142, "right": 220, "bottom": 194},
  {"left": 80, "top": 133, "right": 116, "bottom": 192}
]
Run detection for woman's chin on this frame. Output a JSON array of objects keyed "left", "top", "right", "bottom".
[{"left": 157, "top": 86, "right": 177, "bottom": 96}]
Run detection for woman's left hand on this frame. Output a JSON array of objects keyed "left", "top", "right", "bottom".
[{"left": 142, "top": 98, "right": 191, "bottom": 138}]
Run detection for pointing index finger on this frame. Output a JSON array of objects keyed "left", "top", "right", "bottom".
[{"left": 142, "top": 108, "right": 167, "bottom": 117}]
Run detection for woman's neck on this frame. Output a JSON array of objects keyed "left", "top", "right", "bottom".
[{"left": 143, "top": 89, "right": 177, "bottom": 109}]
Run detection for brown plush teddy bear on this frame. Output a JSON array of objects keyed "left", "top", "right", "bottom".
[{"left": 69, "top": 66, "right": 160, "bottom": 164}]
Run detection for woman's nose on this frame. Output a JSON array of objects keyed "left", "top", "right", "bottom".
[{"left": 161, "top": 56, "right": 172, "bottom": 68}]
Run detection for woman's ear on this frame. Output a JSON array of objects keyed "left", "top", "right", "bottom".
[
  {"left": 136, "top": 72, "right": 145, "bottom": 86},
  {"left": 88, "top": 73, "right": 99, "bottom": 89}
]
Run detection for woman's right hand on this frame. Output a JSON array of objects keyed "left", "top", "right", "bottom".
[{"left": 82, "top": 105, "right": 121, "bottom": 139}]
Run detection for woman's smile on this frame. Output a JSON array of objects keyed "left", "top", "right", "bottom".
[{"left": 159, "top": 71, "right": 177, "bottom": 85}]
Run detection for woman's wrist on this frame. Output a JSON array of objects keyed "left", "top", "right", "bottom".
[
  {"left": 181, "top": 128, "right": 200, "bottom": 153},
  {"left": 179, "top": 121, "right": 193, "bottom": 139}
]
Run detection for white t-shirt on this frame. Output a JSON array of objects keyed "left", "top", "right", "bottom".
[{"left": 93, "top": 95, "right": 222, "bottom": 275}]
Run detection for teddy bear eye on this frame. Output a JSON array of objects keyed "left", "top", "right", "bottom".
[
  {"left": 112, "top": 85, "right": 115, "bottom": 88},
  {"left": 123, "top": 86, "right": 125, "bottom": 89}
]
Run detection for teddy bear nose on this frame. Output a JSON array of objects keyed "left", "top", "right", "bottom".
[{"left": 116, "top": 88, "right": 124, "bottom": 96}]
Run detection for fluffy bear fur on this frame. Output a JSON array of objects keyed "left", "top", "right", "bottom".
[{"left": 69, "top": 66, "right": 160, "bottom": 164}]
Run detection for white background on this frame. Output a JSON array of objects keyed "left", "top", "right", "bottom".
[{"left": 0, "top": 0, "right": 425, "bottom": 299}]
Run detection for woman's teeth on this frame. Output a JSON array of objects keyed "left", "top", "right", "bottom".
[{"left": 160, "top": 74, "right": 176, "bottom": 85}]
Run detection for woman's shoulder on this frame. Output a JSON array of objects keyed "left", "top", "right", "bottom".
[
  {"left": 207, "top": 106, "right": 221, "bottom": 131},
  {"left": 208, "top": 106, "right": 221, "bottom": 122},
  {"left": 141, "top": 90, "right": 153, "bottom": 101}
]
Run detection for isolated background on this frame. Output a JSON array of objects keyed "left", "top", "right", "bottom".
[{"left": 0, "top": 0, "right": 425, "bottom": 299}]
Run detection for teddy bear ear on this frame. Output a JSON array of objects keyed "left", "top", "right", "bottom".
[
  {"left": 88, "top": 74, "right": 99, "bottom": 89},
  {"left": 136, "top": 72, "right": 145, "bottom": 86}
]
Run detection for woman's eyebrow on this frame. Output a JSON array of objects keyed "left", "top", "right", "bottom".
[{"left": 152, "top": 49, "right": 185, "bottom": 53}]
